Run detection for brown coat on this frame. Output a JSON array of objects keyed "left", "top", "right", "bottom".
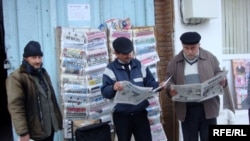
[
  {"left": 166, "top": 47, "right": 223, "bottom": 121},
  {"left": 6, "top": 65, "right": 63, "bottom": 140}
]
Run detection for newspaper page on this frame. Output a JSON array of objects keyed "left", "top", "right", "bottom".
[
  {"left": 114, "top": 81, "right": 155, "bottom": 105},
  {"left": 150, "top": 123, "right": 168, "bottom": 141},
  {"left": 133, "top": 27, "right": 160, "bottom": 66},
  {"left": 172, "top": 71, "right": 228, "bottom": 102}
]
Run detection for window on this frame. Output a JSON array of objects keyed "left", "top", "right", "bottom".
[{"left": 222, "top": 0, "right": 250, "bottom": 54}]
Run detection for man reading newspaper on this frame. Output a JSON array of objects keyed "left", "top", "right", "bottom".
[
  {"left": 165, "top": 32, "right": 227, "bottom": 141},
  {"left": 101, "top": 37, "right": 165, "bottom": 141}
]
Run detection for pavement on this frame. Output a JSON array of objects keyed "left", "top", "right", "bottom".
[
  {"left": 233, "top": 110, "right": 249, "bottom": 124},
  {"left": 113, "top": 109, "right": 249, "bottom": 141},
  {"left": 178, "top": 109, "right": 249, "bottom": 141}
]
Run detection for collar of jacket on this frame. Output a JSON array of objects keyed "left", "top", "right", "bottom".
[
  {"left": 114, "top": 58, "right": 139, "bottom": 70},
  {"left": 19, "top": 64, "right": 46, "bottom": 74},
  {"left": 175, "top": 47, "right": 208, "bottom": 63}
]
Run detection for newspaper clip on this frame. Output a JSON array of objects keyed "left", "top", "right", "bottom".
[{"left": 152, "top": 76, "right": 172, "bottom": 93}]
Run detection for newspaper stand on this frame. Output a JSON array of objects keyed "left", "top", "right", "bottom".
[
  {"left": 56, "top": 27, "right": 113, "bottom": 140},
  {"left": 132, "top": 27, "right": 167, "bottom": 141},
  {"left": 56, "top": 26, "right": 167, "bottom": 141}
]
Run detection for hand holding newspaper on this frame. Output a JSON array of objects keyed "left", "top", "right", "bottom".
[
  {"left": 152, "top": 76, "right": 172, "bottom": 92},
  {"left": 114, "top": 78, "right": 171, "bottom": 105},
  {"left": 114, "top": 81, "right": 154, "bottom": 105},
  {"left": 172, "top": 71, "right": 228, "bottom": 102}
]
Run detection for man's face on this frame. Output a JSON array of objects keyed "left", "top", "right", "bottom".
[
  {"left": 115, "top": 51, "right": 134, "bottom": 64},
  {"left": 182, "top": 43, "right": 200, "bottom": 60},
  {"left": 24, "top": 56, "right": 43, "bottom": 69}
]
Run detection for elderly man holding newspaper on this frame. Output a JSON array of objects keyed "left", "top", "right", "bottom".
[
  {"left": 101, "top": 37, "right": 165, "bottom": 141},
  {"left": 165, "top": 32, "right": 227, "bottom": 141}
]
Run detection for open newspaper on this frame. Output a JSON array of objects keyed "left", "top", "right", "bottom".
[
  {"left": 114, "top": 77, "right": 171, "bottom": 105},
  {"left": 172, "top": 71, "right": 228, "bottom": 102},
  {"left": 114, "top": 81, "right": 154, "bottom": 105}
]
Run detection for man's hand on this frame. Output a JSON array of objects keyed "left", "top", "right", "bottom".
[
  {"left": 19, "top": 134, "right": 30, "bottom": 141},
  {"left": 113, "top": 81, "right": 124, "bottom": 91},
  {"left": 219, "top": 77, "right": 227, "bottom": 87},
  {"left": 159, "top": 81, "right": 166, "bottom": 89},
  {"left": 169, "top": 85, "right": 177, "bottom": 97}
]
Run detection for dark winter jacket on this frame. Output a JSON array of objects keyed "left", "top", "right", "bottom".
[
  {"left": 6, "top": 64, "right": 63, "bottom": 140},
  {"left": 101, "top": 58, "right": 159, "bottom": 115}
]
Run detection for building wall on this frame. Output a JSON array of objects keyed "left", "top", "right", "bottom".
[
  {"left": 3, "top": 0, "right": 155, "bottom": 87},
  {"left": 2, "top": 0, "right": 157, "bottom": 140},
  {"left": 173, "top": 0, "right": 250, "bottom": 140},
  {"left": 154, "top": 0, "right": 176, "bottom": 141},
  {"left": 173, "top": 0, "right": 249, "bottom": 111},
  {"left": 4, "top": 0, "right": 246, "bottom": 141}
]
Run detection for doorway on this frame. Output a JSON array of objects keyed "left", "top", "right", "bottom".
[{"left": 0, "top": 0, "right": 14, "bottom": 140}]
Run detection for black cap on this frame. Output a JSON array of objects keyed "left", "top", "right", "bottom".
[
  {"left": 23, "top": 41, "right": 43, "bottom": 57},
  {"left": 180, "top": 32, "right": 201, "bottom": 45},
  {"left": 112, "top": 37, "right": 133, "bottom": 54}
]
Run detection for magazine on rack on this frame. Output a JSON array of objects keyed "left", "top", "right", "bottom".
[
  {"left": 114, "top": 77, "right": 171, "bottom": 105},
  {"left": 172, "top": 71, "right": 228, "bottom": 102}
]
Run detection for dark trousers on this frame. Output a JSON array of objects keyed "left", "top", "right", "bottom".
[
  {"left": 113, "top": 110, "right": 152, "bottom": 141},
  {"left": 181, "top": 103, "right": 217, "bottom": 141},
  {"left": 248, "top": 109, "right": 250, "bottom": 124}
]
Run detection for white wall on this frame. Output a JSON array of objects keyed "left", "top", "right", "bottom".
[
  {"left": 173, "top": 0, "right": 236, "bottom": 101},
  {"left": 3, "top": 0, "right": 156, "bottom": 140},
  {"left": 173, "top": 0, "right": 249, "bottom": 129},
  {"left": 173, "top": 3, "right": 250, "bottom": 141},
  {"left": 173, "top": 0, "right": 222, "bottom": 64},
  {"left": 173, "top": 0, "right": 250, "bottom": 105}
]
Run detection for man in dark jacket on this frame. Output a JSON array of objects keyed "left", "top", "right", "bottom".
[
  {"left": 6, "top": 41, "right": 63, "bottom": 141},
  {"left": 101, "top": 37, "right": 163, "bottom": 141}
]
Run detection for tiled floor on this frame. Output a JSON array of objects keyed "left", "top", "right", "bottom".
[
  {"left": 233, "top": 110, "right": 249, "bottom": 124},
  {"left": 113, "top": 134, "right": 135, "bottom": 141}
]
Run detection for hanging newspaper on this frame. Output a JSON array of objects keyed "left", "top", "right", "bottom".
[
  {"left": 150, "top": 123, "right": 168, "bottom": 141},
  {"left": 172, "top": 71, "right": 228, "bottom": 102}
]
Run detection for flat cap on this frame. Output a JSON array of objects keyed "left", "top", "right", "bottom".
[
  {"left": 113, "top": 37, "right": 133, "bottom": 54},
  {"left": 180, "top": 32, "right": 201, "bottom": 45}
]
